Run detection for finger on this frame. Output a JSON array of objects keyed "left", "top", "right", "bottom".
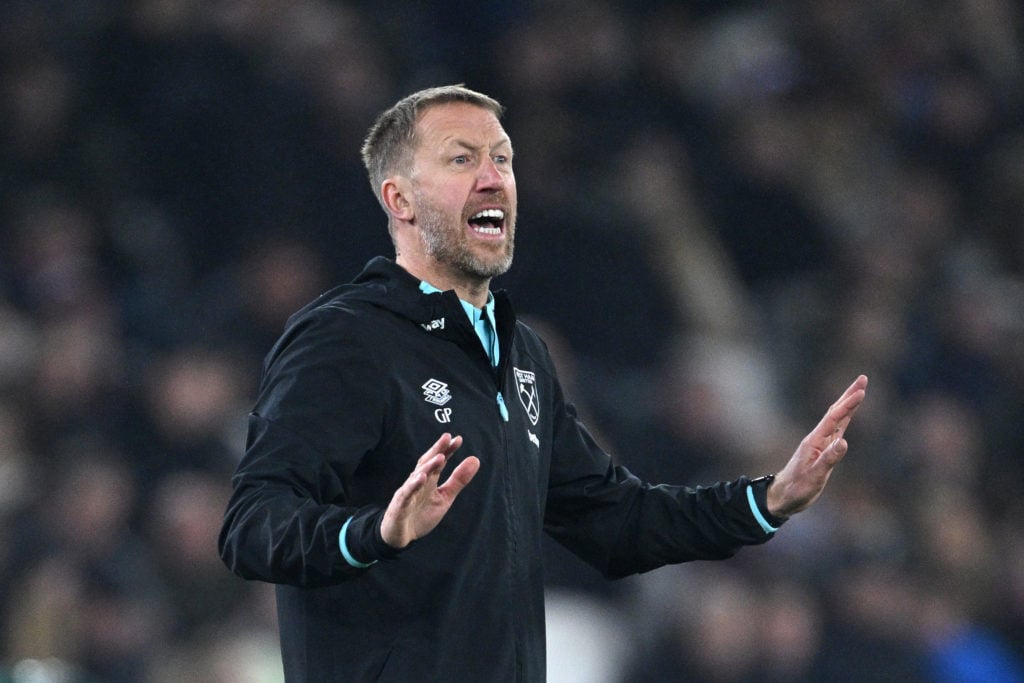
[
  {"left": 416, "top": 433, "right": 464, "bottom": 468},
  {"left": 808, "top": 407, "right": 844, "bottom": 446},
  {"left": 422, "top": 435, "right": 464, "bottom": 478},
  {"left": 832, "top": 386, "right": 867, "bottom": 433},
  {"left": 841, "top": 375, "right": 868, "bottom": 408},
  {"left": 811, "top": 379, "right": 867, "bottom": 443},
  {"left": 390, "top": 468, "right": 429, "bottom": 511},
  {"left": 438, "top": 456, "right": 481, "bottom": 499},
  {"left": 403, "top": 445, "right": 452, "bottom": 498},
  {"left": 833, "top": 375, "right": 868, "bottom": 406},
  {"left": 441, "top": 434, "right": 464, "bottom": 459},
  {"left": 825, "top": 382, "right": 867, "bottom": 430},
  {"left": 819, "top": 437, "right": 849, "bottom": 467},
  {"left": 415, "top": 433, "right": 450, "bottom": 468},
  {"left": 417, "top": 453, "right": 449, "bottom": 487}
]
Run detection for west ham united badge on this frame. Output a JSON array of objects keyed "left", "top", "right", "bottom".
[{"left": 514, "top": 367, "right": 539, "bottom": 425}]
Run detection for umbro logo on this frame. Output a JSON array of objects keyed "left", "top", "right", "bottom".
[{"left": 422, "top": 379, "right": 452, "bottom": 406}]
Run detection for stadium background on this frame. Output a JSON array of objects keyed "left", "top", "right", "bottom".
[{"left": 1, "top": 0, "right": 1023, "bottom": 681}]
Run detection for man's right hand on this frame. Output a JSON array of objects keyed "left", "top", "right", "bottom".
[{"left": 380, "top": 433, "right": 481, "bottom": 548}]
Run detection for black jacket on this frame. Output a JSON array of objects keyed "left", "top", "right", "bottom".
[{"left": 219, "top": 257, "right": 780, "bottom": 682}]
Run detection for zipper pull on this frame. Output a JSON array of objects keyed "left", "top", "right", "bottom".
[{"left": 496, "top": 392, "right": 509, "bottom": 422}]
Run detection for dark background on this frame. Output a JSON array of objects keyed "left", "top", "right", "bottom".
[{"left": 1, "top": 1, "right": 1023, "bottom": 681}]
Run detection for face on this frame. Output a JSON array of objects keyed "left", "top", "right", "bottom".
[{"left": 406, "top": 102, "right": 517, "bottom": 281}]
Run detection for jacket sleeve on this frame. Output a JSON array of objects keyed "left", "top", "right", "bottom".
[
  {"left": 218, "top": 310, "right": 392, "bottom": 587},
  {"left": 542, "top": 376, "right": 776, "bottom": 580}
]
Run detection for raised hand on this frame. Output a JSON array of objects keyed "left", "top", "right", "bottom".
[
  {"left": 767, "top": 375, "right": 868, "bottom": 518},
  {"left": 380, "top": 433, "right": 481, "bottom": 549}
]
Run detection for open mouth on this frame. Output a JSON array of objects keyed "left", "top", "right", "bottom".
[{"left": 468, "top": 208, "right": 505, "bottom": 236}]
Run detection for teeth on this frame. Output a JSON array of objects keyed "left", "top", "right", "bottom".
[{"left": 470, "top": 209, "right": 504, "bottom": 221}]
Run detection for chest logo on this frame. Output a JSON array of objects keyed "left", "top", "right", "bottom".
[
  {"left": 514, "top": 367, "right": 540, "bottom": 425},
  {"left": 422, "top": 379, "right": 452, "bottom": 406}
]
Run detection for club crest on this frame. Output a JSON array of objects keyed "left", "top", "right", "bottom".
[{"left": 514, "top": 367, "right": 539, "bottom": 425}]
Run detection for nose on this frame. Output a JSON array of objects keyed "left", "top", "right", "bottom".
[{"left": 476, "top": 157, "right": 506, "bottom": 191}]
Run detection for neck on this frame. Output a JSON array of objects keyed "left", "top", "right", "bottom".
[{"left": 396, "top": 254, "right": 491, "bottom": 308}]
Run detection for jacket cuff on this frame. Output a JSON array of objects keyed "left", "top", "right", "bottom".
[
  {"left": 747, "top": 475, "right": 788, "bottom": 534},
  {"left": 339, "top": 508, "right": 403, "bottom": 568}
]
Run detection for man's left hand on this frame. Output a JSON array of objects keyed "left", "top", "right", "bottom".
[{"left": 767, "top": 375, "right": 868, "bottom": 518}]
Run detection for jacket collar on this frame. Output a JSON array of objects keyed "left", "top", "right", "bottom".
[{"left": 336, "top": 257, "right": 516, "bottom": 348}]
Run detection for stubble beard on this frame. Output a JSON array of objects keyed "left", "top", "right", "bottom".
[{"left": 415, "top": 191, "right": 515, "bottom": 280}]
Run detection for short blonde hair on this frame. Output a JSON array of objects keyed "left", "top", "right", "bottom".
[{"left": 360, "top": 85, "right": 504, "bottom": 209}]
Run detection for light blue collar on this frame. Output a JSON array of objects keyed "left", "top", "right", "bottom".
[
  {"left": 419, "top": 280, "right": 498, "bottom": 366},
  {"left": 418, "top": 281, "right": 495, "bottom": 325}
]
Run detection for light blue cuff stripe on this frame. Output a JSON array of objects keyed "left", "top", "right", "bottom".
[
  {"left": 339, "top": 516, "right": 377, "bottom": 569},
  {"left": 746, "top": 485, "right": 779, "bottom": 535}
]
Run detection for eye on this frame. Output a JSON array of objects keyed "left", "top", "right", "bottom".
[
  {"left": 493, "top": 154, "right": 509, "bottom": 165},
  {"left": 453, "top": 154, "right": 471, "bottom": 165}
]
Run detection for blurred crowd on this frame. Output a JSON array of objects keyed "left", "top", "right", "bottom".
[{"left": 1, "top": 0, "right": 1023, "bottom": 681}]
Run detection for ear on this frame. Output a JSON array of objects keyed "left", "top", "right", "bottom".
[{"left": 381, "top": 177, "right": 414, "bottom": 222}]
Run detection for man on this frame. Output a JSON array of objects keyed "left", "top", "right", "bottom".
[{"left": 218, "top": 85, "right": 868, "bottom": 682}]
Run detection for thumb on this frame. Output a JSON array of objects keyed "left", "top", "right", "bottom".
[{"left": 821, "top": 437, "right": 848, "bottom": 467}]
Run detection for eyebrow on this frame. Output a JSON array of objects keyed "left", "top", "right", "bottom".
[{"left": 443, "top": 137, "right": 513, "bottom": 153}]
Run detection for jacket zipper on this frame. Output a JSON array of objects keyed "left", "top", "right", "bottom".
[{"left": 492, "top": 336, "right": 526, "bottom": 680}]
